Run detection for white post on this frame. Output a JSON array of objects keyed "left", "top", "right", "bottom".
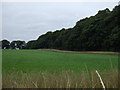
[{"left": 96, "top": 70, "right": 105, "bottom": 90}]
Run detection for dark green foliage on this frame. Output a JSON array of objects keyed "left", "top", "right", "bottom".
[
  {"left": 1, "top": 40, "right": 10, "bottom": 49},
  {"left": 10, "top": 41, "right": 26, "bottom": 49},
  {"left": 25, "top": 40, "right": 36, "bottom": 49},
  {"left": 20, "top": 5, "right": 120, "bottom": 52}
]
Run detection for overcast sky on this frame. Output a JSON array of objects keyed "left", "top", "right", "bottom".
[{"left": 2, "top": 2, "right": 118, "bottom": 42}]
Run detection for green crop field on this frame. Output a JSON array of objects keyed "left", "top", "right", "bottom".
[
  {"left": 2, "top": 50, "right": 119, "bottom": 88},
  {"left": 2, "top": 49, "right": 118, "bottom": 72}
]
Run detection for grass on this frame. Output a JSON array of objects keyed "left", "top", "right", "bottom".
[
  {"left": 2, "top": 49, "right": 119, "bottom": 88},
  {"left": 2, "top": 70, "right": 118, "bottom": 88},
  {"left": 2, "top": 49, "right": 118, "bottom": 72}
]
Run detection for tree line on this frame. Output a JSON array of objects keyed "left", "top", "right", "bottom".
[
  {"left": 1, "top": 5, "right": 120, "bottom": 52},
  {"left": 0, "top": 40, "right": 26, "bottom": 49}
]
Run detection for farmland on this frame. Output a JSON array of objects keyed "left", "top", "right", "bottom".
[{"left": 2, "top": 49, "right": 119, "bottom": 88}]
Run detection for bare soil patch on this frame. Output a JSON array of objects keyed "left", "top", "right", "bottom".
[{"left": 40, "top": 49, "right": 120, "bottom": 55}]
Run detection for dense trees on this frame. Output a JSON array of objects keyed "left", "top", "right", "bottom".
[
  {"left": 25, "top": 5, "right": 120, "bottom": 52},
  {"left": 1, "top": 40, "right": 10, "bottom": 49},
  {"left": 1, "top": 5, "right": 120, "bottom": 52},
  {"left": 0, "top": 40, "right": 26, "bottom": 49},
  {"left": 10, "top": 41, "right": 26, "bottom": 49}
]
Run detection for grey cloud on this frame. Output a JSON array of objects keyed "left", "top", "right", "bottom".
[{"left": 2, "top": 2, "right": 118, "bottom": 42}]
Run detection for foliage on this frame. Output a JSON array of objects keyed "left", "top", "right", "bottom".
[
  {"left": 1, "top": 40, "right": 10, "bottom": 49},
  {"left": 0, "top": 40, "right": 26, "bottom": 49},
  {"left": 25, "top": 5, "right": 120, "bottom": 52},
  {"left": 10, "top": 40, "right": 26, "bottom": 49},
  {"left": 1, "top": 5, "right": 120, "bottom": 51}
]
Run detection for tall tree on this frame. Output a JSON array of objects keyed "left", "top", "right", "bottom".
[
  {"left": 20, "top": 5, "right": 120, "bottom": 52},
  {"left": 1, "top": 40, "right": 10, "bottom": 49}
]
